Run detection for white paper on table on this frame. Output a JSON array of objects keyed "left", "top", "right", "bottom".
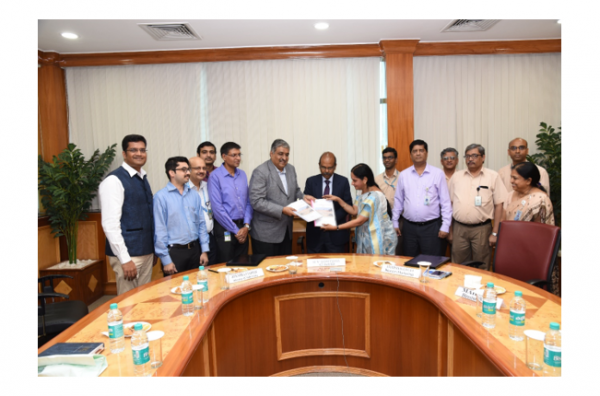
[
  {"left": 287, "top": 200, "right": 322, "bottom": 222},
  {"left": 313, "top": 199, "right": 337, "bottom": 227},
  {"left": 464, "top": 275, "right": 482, "bottom": 289}
]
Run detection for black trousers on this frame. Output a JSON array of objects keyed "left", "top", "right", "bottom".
[
  {"left": 165, "top": 243, "right": 201, "bottom": 275},
  {"left": 203, "top": 231, "right": 218, "bottom": 266},
  {"left": 402, "top": 217, "right": 447, "bottom": 257},
  {"left": 308, "top": 231, "right": 347, "bottom": 254},
  {"left": 252, "top": 228, "right": 292, "bottom": 258},
  {"left": 214, "top": 219, "right": 249, "bottom": 264}
]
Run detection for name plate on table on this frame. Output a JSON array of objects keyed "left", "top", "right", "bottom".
[
  {"left": 226, "top": 269, "right": 264, "bottom": 284},
  {"left": 381, "top": 264, "right": 420, "bottom": 278},
  {"left": 455, "top": 286, "right": 478, "bottom": 302},
  {"left": 307, "top": 259, "right": 346, "bottom": 267}
]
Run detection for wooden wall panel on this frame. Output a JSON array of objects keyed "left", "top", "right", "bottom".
[
  {"left": 38, "top": 51, "right": 69, "bottom": 162},
  {"left": 58, "top": 44, "right": 383, "bottom": 67},
  {"left": 414, "top": 39, "right": 561, "bottom": 56},
  {"left": 38, "top": 225, "right": 60, "bottom": 271},
  {"left": 77, "top": 221, "right": 99, "bottom": 260},
  {"left": 381, "top": 40, "right": 419, "bottom": 171}
]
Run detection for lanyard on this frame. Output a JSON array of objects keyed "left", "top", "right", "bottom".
[
  {"left": 200, "top": 185, "right": 210, "bottom": 214},
  {"left": 385, "top": 174, "right": 397, "bottom": 189}
]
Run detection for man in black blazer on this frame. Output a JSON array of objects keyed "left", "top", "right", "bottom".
[{"left": 303, "top": 152, "right": 353, "bottom": 253}]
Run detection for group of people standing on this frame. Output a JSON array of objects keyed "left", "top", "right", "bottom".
[{"left": 99, "top": 134, "right": 554, "bottom": 296}]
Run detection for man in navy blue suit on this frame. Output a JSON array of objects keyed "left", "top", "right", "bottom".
[{"left": 303, "top": 152, "right": 353, "bottom": 253}]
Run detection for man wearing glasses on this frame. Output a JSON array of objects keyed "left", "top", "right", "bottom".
[
  {"left": 100, "top": 134, "right": 156, "bottom": 295},
  {"left": 208, "top": 142, "right": 253, "bottom": 263},
  {"left": 154, "top": 157, "right": 210, "bottom": 275},
  {"left": 448, "top": 144, "right": 508, "bottom": 271},
  {"left": 303, "top": 152, "right": 352, "bottom": 253},
  {"left": 497, "top": 138, "right": 550, "bottom": 194},
  {"left": 440, "top": 148, "right": 459, "bottom": 187},
  {"left": 188, "top": 156, "right": 218, "bottom": 266}
]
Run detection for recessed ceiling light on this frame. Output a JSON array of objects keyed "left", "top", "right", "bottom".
[
  {"left": 314, "top": 22, "right": 329, "bottom": 30},
  {"left": 557, "top": 20, "right": 561, "bottom": 24},
  {"left": 61, "top": 32, "right": 79, "bottom": 39}
]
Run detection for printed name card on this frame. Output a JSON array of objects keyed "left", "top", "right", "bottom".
[
  {"left": 226, "top": 269, "right": 265, "bottom": 284},
  {"left": 381, "top": 264, "right": 420, "bottom": 278},
  {"left": 455, "top": 286, "right": 478, "bottom": 302},
  {"left": 307, "top": 259, "right": 346, "bottom": 267}
]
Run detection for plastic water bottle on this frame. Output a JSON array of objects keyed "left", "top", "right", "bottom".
[
  {"left": 131, "top": 323, "right": 151, "bottom": 376},
  {"left": 481, "top": 282, "right": 497, "bottom": 329},
  {"left": 181, "top": 275, "right": 194, "bottom": 317},
  {"left": 197, "top": 266, "right": 209, "bottom": 303},
  {"left": 107, "top": 303, "right": 124, "bottom": 353},
  {"left": 543, "top": 322, "right": 562, "bottom": 376},
  {"left": 509, "top": 291, "right": 526, "bottom": 341}
]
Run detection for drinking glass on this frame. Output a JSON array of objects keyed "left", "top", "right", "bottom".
[
  {"left": 417, "top": 261, "right": 431, "bottom": 283},
  {"left": 218, "top": 268, "right": 231, "bottom": 290}
]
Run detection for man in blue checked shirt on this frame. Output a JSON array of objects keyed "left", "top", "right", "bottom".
[
  {"left": 208, "top": 142, "right": 253, "bottom": 264},
  {"left": 154, "top": 156, "right": 210, "bottom": 275}
]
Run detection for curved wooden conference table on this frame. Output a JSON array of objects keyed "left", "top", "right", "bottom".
[{"left": 38, "top": 254, "right": 561, "bottom": 377}]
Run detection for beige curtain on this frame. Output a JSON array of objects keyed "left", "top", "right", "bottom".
[
  {"left": 66, "top": 57, "right": 382, "bottom": 208},
  {"left": 413, "top": 53, "right": 561, "bottom": 171}
]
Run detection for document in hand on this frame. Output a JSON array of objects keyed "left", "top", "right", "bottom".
[
  {"left": 287, "top": 200, "right": 322, "bottom": 222},
  {"left": 313, "top": 199, "right": 336, "bottom": 227}
]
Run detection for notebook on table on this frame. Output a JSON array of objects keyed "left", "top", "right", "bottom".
[
  {"left": 404, "top": 255, "right": 450, "bottom": 269},
  {"left": 226, "top": 254, "right": 267, "bottom": 267},
  {"left": 38, "top": 342, "right": 105, "bottom": 357}
]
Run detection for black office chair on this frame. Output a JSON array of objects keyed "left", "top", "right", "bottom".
[{"left": 38, "top": 275, "right": 89, "bottom": 348}]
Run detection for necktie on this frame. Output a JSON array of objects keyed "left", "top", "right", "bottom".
[{"left": 324, "top": 180, "right": 330, "bottom": 196}]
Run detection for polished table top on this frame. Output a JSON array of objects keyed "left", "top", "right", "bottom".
[{"left": 38, "top": 254, "right": 561, "bottom": 376}]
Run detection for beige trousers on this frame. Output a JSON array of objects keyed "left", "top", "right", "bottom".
[
  {"left": 451, "top": 222, "right": 492, "bottom": 271},
  {"left": 109, "top": 254, "right": 154, "bottom": 295}
]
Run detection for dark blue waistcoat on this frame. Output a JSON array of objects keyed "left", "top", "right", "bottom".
[{"left": 105, "top": 166, "right": 154, "bottom": 258}]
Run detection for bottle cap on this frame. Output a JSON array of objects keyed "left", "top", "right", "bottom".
[
  {"left": 550, "top": 322, "right": 560, "bottom": 331},
  {"left": 515, "top": 291, "right": 522, "bottom": 297},
  {"left": 199, "top": 266, "right": 204, "bottom": 270},
  {"left": 134, "top": 323, "right": 143, "bottom": 331},
  {"left": 110, "top": 303, "right": 117, "bottom": 309},
  {"left": 183, "top": 275, "right": 189, "bottom": 281},
  {"left": 487, "top": 282, "right": 494, "bottom": 288}
]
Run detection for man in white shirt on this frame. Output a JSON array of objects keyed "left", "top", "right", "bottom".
[
  {"left": 99, "top": 135, "right": 157, "bottom": 295},
  {"left": 498, "top": 138, "right": 550, "bottom": 195},
  {"left": 188, "top": 156, "right": 218, "bottom": 265}
]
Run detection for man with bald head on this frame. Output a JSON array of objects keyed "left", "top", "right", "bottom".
[
  {"left": 188, "top": 156, "right": 218, "bottom": 265},
  {"left": 303, "top": 152, "right": 353, "bottom": 253},
  {"left": 498, "top": 138, "right": 550, "bottom": 195}
]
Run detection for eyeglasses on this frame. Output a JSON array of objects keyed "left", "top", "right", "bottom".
[
  {"left": 382, "top": 156, "right": 395, "bottom": 161},
  {"left": 509, "top": 146, "right": 527, "bottom": 151},
  {"left": 175, "top": 167, "right": 190, "bottom": 173},
  {"left": 442, "top": 156, "right": 456, "bottom": 161},
  {"left": 126, "top": 149, "right": 147, "bottom": 154},
  {"left": 226, "top": 154, "right": 242, "bottom": 158},
  {"left": 464, "top": 154, "right": 481, "bottom": 160},
  {"left": 190, "top": 167, "right": 205, "bottom": 171},
  {"left": 320, "top": 165, "right": 335, "bottom": 171}
]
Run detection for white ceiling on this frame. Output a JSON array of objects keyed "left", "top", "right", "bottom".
[{"left": 38, "top": 19, "right": 561, "bottom": 54}]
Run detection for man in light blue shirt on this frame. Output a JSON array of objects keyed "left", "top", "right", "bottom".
[{"left": 154, "top": 156, "right": 210, "bottom": 275}]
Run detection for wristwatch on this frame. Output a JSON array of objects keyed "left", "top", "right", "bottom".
[
  {"left": 491, "top": 232, "right": 498, "bottom": 237},
  {"left": 337, "top": 225, "right": 340, "bottom": 231},
  {"left": 245, "top": 224, "right": 251, "bottom": 231}
]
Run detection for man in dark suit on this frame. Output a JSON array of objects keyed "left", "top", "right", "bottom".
[{"left": 303, "top": 152, "right": 353, "bottom": 253}]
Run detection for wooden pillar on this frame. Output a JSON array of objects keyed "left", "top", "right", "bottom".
[
  {"left": 38, "top": 51, "right": 69, "bottom": 162},
  {"left": 380, "top": 40, "right": 419, "bottom": 171}
]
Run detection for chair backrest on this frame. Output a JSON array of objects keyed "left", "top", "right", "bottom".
[{"left": 494, "top": 221, "right": 561, "bottom": 285}]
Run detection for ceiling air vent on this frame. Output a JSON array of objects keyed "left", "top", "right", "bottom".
[
  {"left": 441, "top": 19, "right": 499, "bottom": 33},
  {"left": 138, "top": 23, "right": 201, "bottom": 41}
]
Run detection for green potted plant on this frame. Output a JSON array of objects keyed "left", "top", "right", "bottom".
[
  {"left": 527, "top": 122, "right": 561, "bottom": 227},
  {"left": 38, "top": 143, "right": 117, "bottom": 264}
]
